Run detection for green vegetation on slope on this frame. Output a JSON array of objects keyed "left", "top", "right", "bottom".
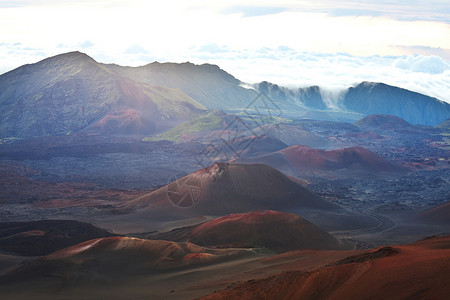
[
  {"left": 141, "top": 84, "right": 206, "bottom": 119},
  {"left": 143, "top": 110, "right": 224, "bottom": 142}
]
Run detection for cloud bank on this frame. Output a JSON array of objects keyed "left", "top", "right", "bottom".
[{"left": 186, "top": 45, "right": 450, "bottom": 104}]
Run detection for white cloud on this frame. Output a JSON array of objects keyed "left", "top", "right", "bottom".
[
  {"left": 393, "top": 55, "right": 450, "bottom": 74},
  {"left": 80, "top": 40, "right": 94, "bottom": 49},
  {"left": 182, "top": 48, "right": 450, "bottom": 104},
  {"left": 124, "top": 44, "right": 149, "bottom": 55}
]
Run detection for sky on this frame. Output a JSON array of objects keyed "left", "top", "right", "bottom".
[{"left": 1, "top": 0, "right": 450, "bottom": 103}]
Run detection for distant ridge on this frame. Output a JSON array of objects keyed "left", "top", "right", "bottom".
[
  {"left": 1, "top": 52, "right": 449, "bottom": 139},
  {"left": 253, "top": 80, "right": 450, "bottom": 126},
  {"left": 343, "top": 82, "right": 450, "bottom": 126}
]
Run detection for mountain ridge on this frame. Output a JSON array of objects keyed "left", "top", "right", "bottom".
[
  {"left": 1, "top": 51, "right": 450, "bottom": 139},
  {"left": 0, "top": 51, "right": 206, "bottom": 138}
]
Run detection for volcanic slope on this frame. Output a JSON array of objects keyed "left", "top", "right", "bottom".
[
  {"left": 245, "top": 145, "right": 408, "bottom": 175},
  {"left": 126, "top": 163, "right": 339, "bottom": 219},
  {"left": 200, "top": 235, "right": 450, "bottom": 300},
  {"left": 0, "top": 51, "right": 206, "bottom": 137},
  {"left": 418, "top": 201, "right": 450, "bottom": 225},
  {"left": 354, "top": 114, "right": 417, "bottom": 132},
  {"left": 150, "top": 210, "right": 349, "bottom": 252},
  {"left": 0, "top": 220, "right": 115, "bottom": 256},
  {"left": 0, "top": 237, "right": 257, "bottom": 298}
]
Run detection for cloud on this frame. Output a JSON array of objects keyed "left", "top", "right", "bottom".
[
  {"left": 393, "top": 55, "right": 450, "bottom": 74},
  {"left": 298, "top": 0, "right": 450, "bottom": 23},
  {"left": 0, "top": 0, "right": 123, "bottom": 8},
  {"left": 0, "top": 1, "right": 29, "bottom": 8},
  {"left": 328, "top": 8, "right": 384, "bottom": 18},
  {"left": 222, "top": 5, "right": 287, "bottom": 17},
  {"left": 392, "top": 45, "right": 450, "bottom": 60},
  {"left": 80, "top": 40, "right": 94, "bottom": 48},
  {"left": 124, "top": 44, "right": 149, "bottom": 54},
  {"left": 182, "top": 47, "right": 450, "bottom": 104},
  {"left": 196, "top": 43, "right": 229, "bottom": 54}
]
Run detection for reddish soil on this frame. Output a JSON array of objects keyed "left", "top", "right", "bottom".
[
  {"left": 280, "top": 145, "right": 408, "bottom": 173},
  {"left": 6, "top": 236, "right": 254, "bottom": 277},
  {"left": 199, "top": 235, "right": 450, "bottom": 300},
  {"left": 355, "top": 114, "right": 414, "bottom": 131},
  {"left": 88, "top": 108, "right": 151, "bottom": 135},
  {"left": 187, "top": 210, "right": 347, "bottom": 252},
  {"left": 128, "top": 163, "right": 338, "bottom": 218},
  {"left": 418, "top": 201, "right": 450, "bottom": 224}
]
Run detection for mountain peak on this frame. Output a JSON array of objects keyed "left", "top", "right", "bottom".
[
  {"left": 55, "top": 50, "right": 92, "bottom": 59},
  {"left": 42, "top": 51, "right": 97, "bottom": 64}
]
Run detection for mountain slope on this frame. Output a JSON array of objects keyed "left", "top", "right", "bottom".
[
  {"left": 2, "top": 52, "right": 449, "bottom": 138},
  {"left": 200, "top": 235, "right": 450, "bottom": 300},
  {"left": 144, "top": 110, "right": 234, "bottom": 142},
  {"left": 343, "top": 82, "right": 450, "bottom": 126},
  {"left": 418, "top": 201, "right": 450, "bottom": 225},
  {"left": 245, "top": 145, "right": 408, "bottom": 175},
  {"left": 126, "top": 162, "right": 339, "bottom": 218},
  {"left": 0, "top": 220, "right": 115, "bottom": 256},
  {"left": 354, "top": 114, "right": 415, "bottom": 131},
  {"left": 108, "top": 61, "right": 259, "bottom": 109},
  {"left": 0, "top": 52, "right": 117, "bottom": 137},
  {"left": 0, "top": 52, "right": 206, "bottom": 138},
  {"left": 436, "top": 119, "right": 450, "bottom": 130},
  {"left": 0, "top": 237, "right": 256, "bottom": 290},
  {"left": 151, "top": 210, "right": 348, "bottom": 252},
  {"left": 254, "top": 81, "right": 327, "bottom": 110},
  {"left": 281, "top": 145, "right": 407, "bottom": 173}
]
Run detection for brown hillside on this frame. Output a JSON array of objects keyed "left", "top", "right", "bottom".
[
  {"left": 200, "top": 235, "right": 450, "bottom": 300},
  {"left": 126, "top": 163, "right": 339, "bottom": 219}
]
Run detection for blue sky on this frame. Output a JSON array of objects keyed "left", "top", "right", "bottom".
[{"left": 1, "top": 0, "right": 450, "bottom": 102}]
